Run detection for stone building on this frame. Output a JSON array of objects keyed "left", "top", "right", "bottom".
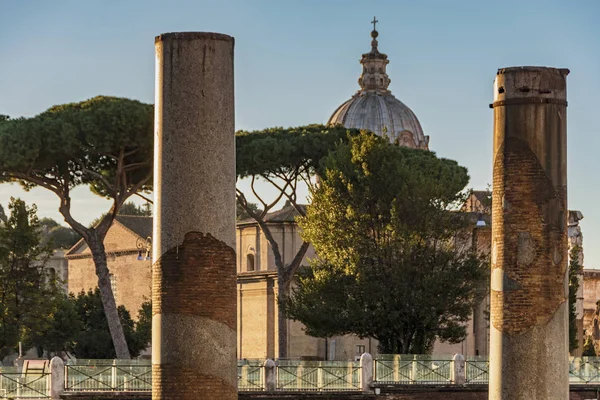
[
  {"left": 66, "top": 215, "right": 152, "bottom": 317},
  {"left": 236, "top": 202, "right": 374, "bottom": 360}
]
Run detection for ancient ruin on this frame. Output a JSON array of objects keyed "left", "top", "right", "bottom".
[
  {"left": 152, "top": 32, "right": 237, "bottom": 399},
  {"left": 489, "top": 66, "right": 570, "bottom": 399}
]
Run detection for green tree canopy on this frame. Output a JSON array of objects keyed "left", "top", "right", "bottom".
[
  {"left": 284, "top": 133, "right": 488, "bottom": 354},
  {"left": 38, "top": 217, "right": 81, "bottom": 250},
  {"left": 0, "top": 198, "right": 77, "bottom": 358},
  {"left": 0, "top": 96, "right": 154, "bottom": 359},
  {"left": 236, "top": 200, "right": 260, "bottom": 221},
  {"left": 569, "top": 245, "right": 583, "bottom": 353},
  {"left": 70, "top": 289, "right": 149, "bottom": 359},
  {"left": 235, "top": 124, "right": 361, "bottom": 358}
]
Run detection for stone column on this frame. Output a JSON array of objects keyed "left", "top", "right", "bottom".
[
  {"left": 153, "top": 32, "right": 236, "bottom": 400},
  {"left": 489, "top": 66, "right": 569, "bottom": 400}
]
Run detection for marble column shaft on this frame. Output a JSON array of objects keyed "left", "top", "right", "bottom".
[
  {"left": 489, "top": 66, "right": 569, "bottom": 400},
  {"left": 153, "top": 32, "right": 236, "bottom": 400}
]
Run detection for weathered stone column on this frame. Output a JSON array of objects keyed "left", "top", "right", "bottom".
[
  {"left": 153, "top": 32, "right": 236, "bottom": 400},
  {"left": 489, "top": 66, "right": 569, "bottom": 400}
]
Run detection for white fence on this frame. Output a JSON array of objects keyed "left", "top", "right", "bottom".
[{"left": 3, "top": 354, "right": 600, "bottom": 398}]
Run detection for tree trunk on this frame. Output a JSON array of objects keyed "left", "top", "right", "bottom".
[
  {"left": 277, "top": 271, "right": 289, "bottom": 359},
  {"left": 88, "top": 237, "right": 131, "bottom": 359}
]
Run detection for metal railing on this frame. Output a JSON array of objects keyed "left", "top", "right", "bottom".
[
  {"left": 238, "top": 360, "right": 265, "bottom": 391},
  {"left": 0, "top": 367, "right": 50, "bottom": 399},
  {"left": 276, "top": 360, "right": 360, "bottom": 391},
  {"left": 374, "top": 354, "right": 453, "bottom": 384},
  {"left": 465, "top": 356, "right": 489, "bottom": 384},
  {"left": 569, "top": 357, "right": 600, "bottom": 383},
  {"left": 9, "top": 354, "right": 600, "bottom": 398},
  {"left": 65, "top": 360, "right": 151, "bottom": 392}
]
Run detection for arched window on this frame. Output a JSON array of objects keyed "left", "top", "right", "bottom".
[{"left": 247, "top": 254, "right": 255, "bottom": 271}]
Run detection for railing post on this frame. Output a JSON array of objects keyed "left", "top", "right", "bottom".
[
  {"left": 263, "top": 359, "right": 276, "bottom": 392},
  {"left": 317, "top": 363, "right": 323, "bottom": 391},
  {"left": 49, "top": 357, "right": 65, "bottom": 400},
  {"left": 360, "top": 353, "right": 373, "bottom": 393},
  {"left": 111, "top": 359, "right": 117, "bottom": 390},
  {"left": 411, "top": 355, "right": 418, "bottom": 383},
  {"left": 394, "top": 355, "right": 401, "bottom": 382},
  {"left": 452, "top": 354, "right": 465, "bottom": 385}
]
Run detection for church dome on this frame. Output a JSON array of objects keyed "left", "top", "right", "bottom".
[{"left": 328, "top": 21, "right": 429, "bottom": 150}]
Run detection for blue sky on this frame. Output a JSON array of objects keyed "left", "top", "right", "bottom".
[{"left": 1, "top": 0, "right": 599, "bottom": 265}]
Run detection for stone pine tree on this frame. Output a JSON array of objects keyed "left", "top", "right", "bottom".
[
  {"left": 0, "top": 97, "right": 153, "bottom": 359},
  {"left": 569, "top": 245, "right": 583, "bottom": 352},
  {"left": 284, "top": 133, "right": 488, "bottom": 354},
  {"left": 236, "top": 124, "right": 359, "bottom": 358}
]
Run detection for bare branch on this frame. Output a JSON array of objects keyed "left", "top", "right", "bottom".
[
  {"left": 8, "top": 172, "right": 61, "bottom": 195},
  {"left": 126, "top": 170, "right": 152, "bottom": 198},
  {"left": 123, "top": 148, "right": 141, "bottom": 158},
  {"left": 123, "top": 161, "right": 151, "bottom": 172},
  {"left": 75, "top": 163, "right": 116, "bottom": 196},
  {"left": 134, "top": 192, "right": 153, "bottom": 204}
]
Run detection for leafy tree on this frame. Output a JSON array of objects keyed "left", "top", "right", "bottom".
[
  {"left": 134, "top": 300, "right": 152, "bottom": 352},
  {"left": 39, "top": 217, "right": 60, "bottom": 230},
  {"left": 284, "top": 133, "right": 488, "bottom": 354},
  {"left": 0, "top": 97, "right": 153, "bottom": 359},
  {"left": 569, "top": 245, "right": 583, "bottom": 352},
  {"left": 582, "top": 335, "right": 596, "bottom": 357},
  {"left": 0, "top": 198, "right": 74, "bottom": 357},
  {"left": 30, "top": 293, "right": 81, "bottom": 356},
  {"left": 236, "top": 200, "right": 260, "bottom": 221},
  {"left": 38, "top": 218, "right": 81, "bottom": 249},
  {"left": 0, "top": 204, "right": 5, "bottom": 224},
  {"left": 118, "top": 201, "right": 152, "bottom": 217},
  {"left": 46, "top": 226, "right": 81, "bottom": 249},
  {"left": 71, "top": 289, "right": 148, "bottom": 358},
  {"left": 236, "top": 124, "right": 360, "bottom": 357}
]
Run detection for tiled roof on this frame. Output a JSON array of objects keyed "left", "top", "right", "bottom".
[
  {"left": 470, "top": 190, "right": 490, "bottom": 205},
  {"left": 238, "top": 202, "right": 307, "bottom": 225},
  {"left": 115, "top": 215, "right": 152, "bottom": 239},
  {"left": 65, "top": 215, "right": 152, "bottom": 256}
]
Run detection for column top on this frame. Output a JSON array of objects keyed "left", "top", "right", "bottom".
[
  {"left": 492, "top": 65, "right": 569, "bottom": 106},
  {"left": 497, "top": 66, "right": 570, "bottom": 76},
  {"left": 155, "top": 32, "right": 234, "bottom": 44}
]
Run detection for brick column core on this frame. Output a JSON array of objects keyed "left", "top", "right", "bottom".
[{"left": 489, "top": 66, "right": 569, "bottom": 400}]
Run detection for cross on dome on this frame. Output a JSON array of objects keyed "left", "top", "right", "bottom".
[{"left": 371, "top": 16, "right": 378, "bottom": 31}]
